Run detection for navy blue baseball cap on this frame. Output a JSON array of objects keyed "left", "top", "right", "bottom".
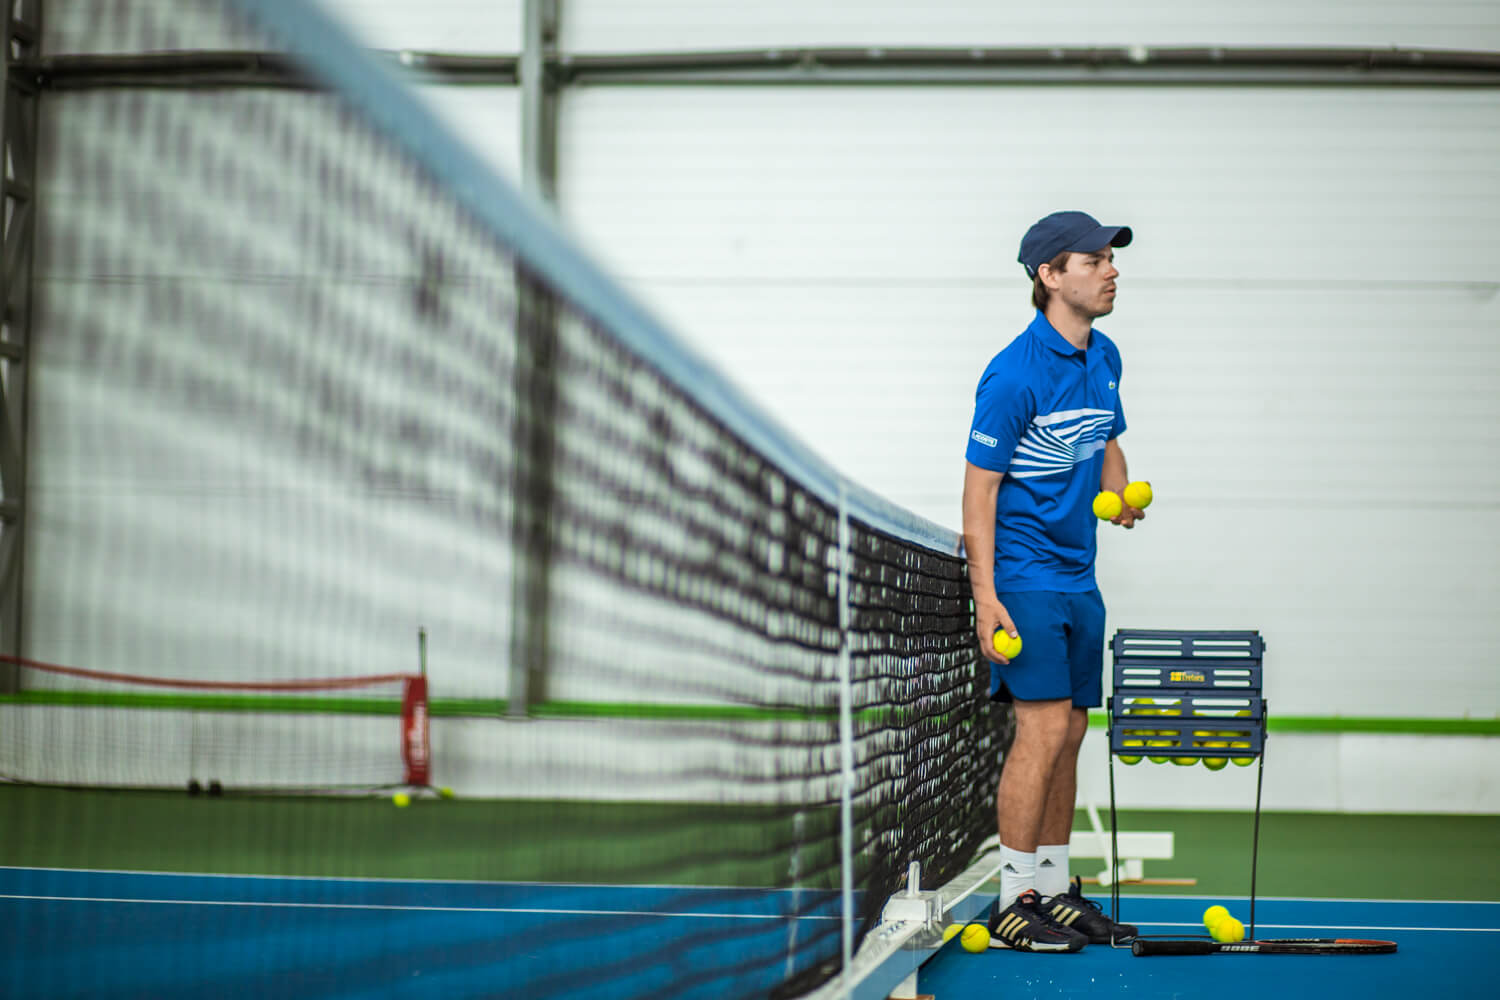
[{"left": 1018, "top": 211, "right": 1132, "bottom": 278}]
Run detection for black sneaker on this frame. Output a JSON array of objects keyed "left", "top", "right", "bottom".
[
  {"left": 1042, "top": 877, "right": 1139, "bottom": 944},
  {"left": 987, "top": 889, "right": 1088, "bottom": 952}
]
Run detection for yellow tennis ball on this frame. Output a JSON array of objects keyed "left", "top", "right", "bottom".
[
  {"left": 960, "top": 924, "right": 990, "bottom": 953},
  {"left": 1119, "top": 755, "right": 1142, "bottom": 765},
  {"left": 1123, "top": 481, "right": 1153, "bottom": 510},
  {"left": 1203, "top": 905, "right": 1229, "bottom": 931},
  {"left": 392, "top": 792, "right": 411, "bottom": 808},
  {"left": 1092, "top": 491, "right": 1123, "bottom": 519},
  {"left": 1212, "top": 917, "right": 1245, "bottom": 943},
  {"left": 942, "top": 924, "right": 963, "bottom": 943},
  {"left": 1172, "top": 755, "right": 1199, "bottom": 766},
  {"left": 992, "top": 630, "right": 1022, "bottom": 660},
  {"left": 439, "top": 786, "right": 455, "bottom": 799}
]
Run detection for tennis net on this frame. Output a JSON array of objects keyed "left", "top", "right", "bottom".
[{"left": 4, "top": 0, "right": 1012, "bottom": 995}]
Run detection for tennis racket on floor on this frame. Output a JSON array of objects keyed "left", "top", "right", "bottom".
[{"left": 1133, "top": 937, "right": 1397, "bottom": 956}]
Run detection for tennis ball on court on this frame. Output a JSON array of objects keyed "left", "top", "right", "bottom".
[
  {"left": 992, "top": 629, "right": 1022, "bottom": 660},
  {"left": 439, "top": 786, "right": 455, "bottom": 799},
  {"left": 1123, "top": 481, "right": 1153, "bottom": 510},
  {"left": 1212, "top": 917, "right": 1246, "bottom": 943},
  {"left": 960, "top": 924, "right": 990, "bottom": 953},
  {"left": 1203, "top": 905, "right": 1230, "bottom": 931},
  {"left": 392, "top": 792, "right": 411, "bottom": 808},
  {"left": 943, "top": 924, "right": 963, "bottom": 943},
  {"left": 1092, "top": 491, "right": 1123, "bottom": 520}
]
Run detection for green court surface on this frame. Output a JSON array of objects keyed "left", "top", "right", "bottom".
[{"left": 3, "top": 785, "right": 1496, "bottom": 901}]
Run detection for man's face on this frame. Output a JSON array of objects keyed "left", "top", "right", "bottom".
[{"left": 1044, "top": 248, "right": 1119, "bottom": 319}]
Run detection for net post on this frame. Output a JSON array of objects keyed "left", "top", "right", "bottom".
[
  {"left": 835, "top": 480, "right": 855, "bottom": 975},
  {"left": 402, "top": 675, "right": 431, "bottom": 787}
]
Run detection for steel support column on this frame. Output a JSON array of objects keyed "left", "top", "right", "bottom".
[
  {"left": 0, "top": 0, "right": 40, "bottom": 693},
  {"left": 508, "top": 0, "right": 560, "bottom": 717}
]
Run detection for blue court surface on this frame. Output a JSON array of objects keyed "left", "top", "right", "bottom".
[
  {"left": 2, "top": 867, "right": 1495, "bottom": 998},
  {"left": 920, "top": 894, "right": 1499, "bottom": 999}
]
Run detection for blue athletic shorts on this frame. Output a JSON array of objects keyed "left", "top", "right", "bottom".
[{"left": 988, "top": 589, "right": 1106, "bottom": 707}]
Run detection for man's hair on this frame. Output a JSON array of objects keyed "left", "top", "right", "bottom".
[{"left": 1030, "top": 250, "right": 1070, "bottom": 310}]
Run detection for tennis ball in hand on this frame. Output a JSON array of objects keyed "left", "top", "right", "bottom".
[
  {"left": 1092, "top": 491, "right": 1123, "bottom": 519},
  {"left": 1212, "top": 917, "right": 1246, "bottom": 943},
  {"left": 1203, "top": 905, "right": 1230, "bottom": 931},
  {"left": 1123, "top": 481, "right": 1153, "bottom": 510},
  {"left": 392, "top": 792, "right": 411, "bottom": 808},
  {"left": 992, "top": 629, "right": 1022, "bottom": 660},
  {"left": 960, "top": 924, "right": 991, "bottom": 953}
]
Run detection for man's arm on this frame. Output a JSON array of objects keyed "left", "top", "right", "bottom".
[
  {"left": 1101, "top": 438, "right": 1144, "bottom": 529},
  {"left": 962, "top": 461, "right": 1017, "bottom": 662}
]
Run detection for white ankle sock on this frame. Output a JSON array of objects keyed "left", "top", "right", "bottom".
[
  {"left": 998, "top": 846, "right": 1036, "bottom": 910},
  {"left": 1035, "top": 844, "right": 1070, "bottom": 898}
]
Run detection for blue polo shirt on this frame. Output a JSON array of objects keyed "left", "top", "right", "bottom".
[{"left": 965, "top": 310, "right": 1126, "bottom": 592}]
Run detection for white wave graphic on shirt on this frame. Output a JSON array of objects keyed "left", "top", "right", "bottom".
[{"left": 1008, "top": 407, "right": 1114, "bottom": 479}]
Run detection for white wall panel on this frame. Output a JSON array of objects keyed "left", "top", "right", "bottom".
[
  {"left": 45, "top": 1, "right": 520, "bottom": 55},
  {"left": 1078, "top": 729, "right": 1500, "bottom": 813},
  {"left": 562, "top": 0, "right": 1500, "bottom": 52},
  {"left": 414, "top": 85, "right": 523, "bottom": 182},
  {"left": 322, "top": 0, "right": 521, "bottom": 52},
  {"left": 558, "top": 84, "right": 1500, "bottom": 729}
]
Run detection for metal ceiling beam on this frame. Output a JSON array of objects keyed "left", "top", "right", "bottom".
[
  {"left": 554, "top": 45, "right": 1500, "bottom": 87},
  {"left": 14, "top": 45, "right": 1499, "bottom": 90}
]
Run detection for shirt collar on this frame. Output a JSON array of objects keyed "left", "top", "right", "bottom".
[{"left": 1027, "top": 309, "right": 1092, "bottom": 356}]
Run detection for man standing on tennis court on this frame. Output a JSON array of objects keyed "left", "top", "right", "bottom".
[{"left": 962, "top": 210, "right": 1144, "bottom": 952}]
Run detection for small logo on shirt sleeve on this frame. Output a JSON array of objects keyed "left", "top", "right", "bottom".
[
  {"left": 1108, "top": 380, "right": 1117, "bottom": 390},
  {"left": 970, "top": 429, "right": 998, "bottom": 448}
]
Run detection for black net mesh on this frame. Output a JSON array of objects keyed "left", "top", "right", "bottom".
[{"left": 0, "top": 1, "right": 1012, "bottom": 996}]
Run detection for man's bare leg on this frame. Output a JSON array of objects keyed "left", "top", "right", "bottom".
[
  {"left": 995, "top": 698, "right": 1073, "bottom": 908},
  {"left": 1035, "top": 707, "right": 1089, "bottom": 895}
]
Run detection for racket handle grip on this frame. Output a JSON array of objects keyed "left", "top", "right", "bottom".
[{"left": 1132, "top": 939, "right": 1219, "bottom": 956}]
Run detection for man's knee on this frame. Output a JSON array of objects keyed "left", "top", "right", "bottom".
[
  {"left": 1012, "top": 699, "right": 1074, "bottom": 753},
  {"left": 1064, "top": 708, "right": 1089, "bottom": 750}
]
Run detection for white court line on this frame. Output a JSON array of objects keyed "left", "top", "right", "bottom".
[
  {"left": 1113, "top": 893, "right": 1500, "bottom": 906},
  {"left": 0, "top": 893, "right": 839, "bottom": 921},
  {"left": 1136, "top": 921, "right": 1499, "bottom": 933},
  {"left": 0, "top": 864, "right": 820, "bottom": 893}
]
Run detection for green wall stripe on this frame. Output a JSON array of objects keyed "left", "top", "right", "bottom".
[
  {"left": 2, "top": 691, "right": 1494, "bottom": 735},
  {"left": 1085, "top": 709, "right": 1499, "bottom": 737}
]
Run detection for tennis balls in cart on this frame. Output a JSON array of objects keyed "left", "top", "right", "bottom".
[
  {"left": 992, "top": 630, "right": 1022, "bottom": 660},
  {"left": 1092, "top": 491, "right": 1123, "bottom": 519},
  {"left": 1123, "top": 481, "right": 1153, "bottom": 510}
]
